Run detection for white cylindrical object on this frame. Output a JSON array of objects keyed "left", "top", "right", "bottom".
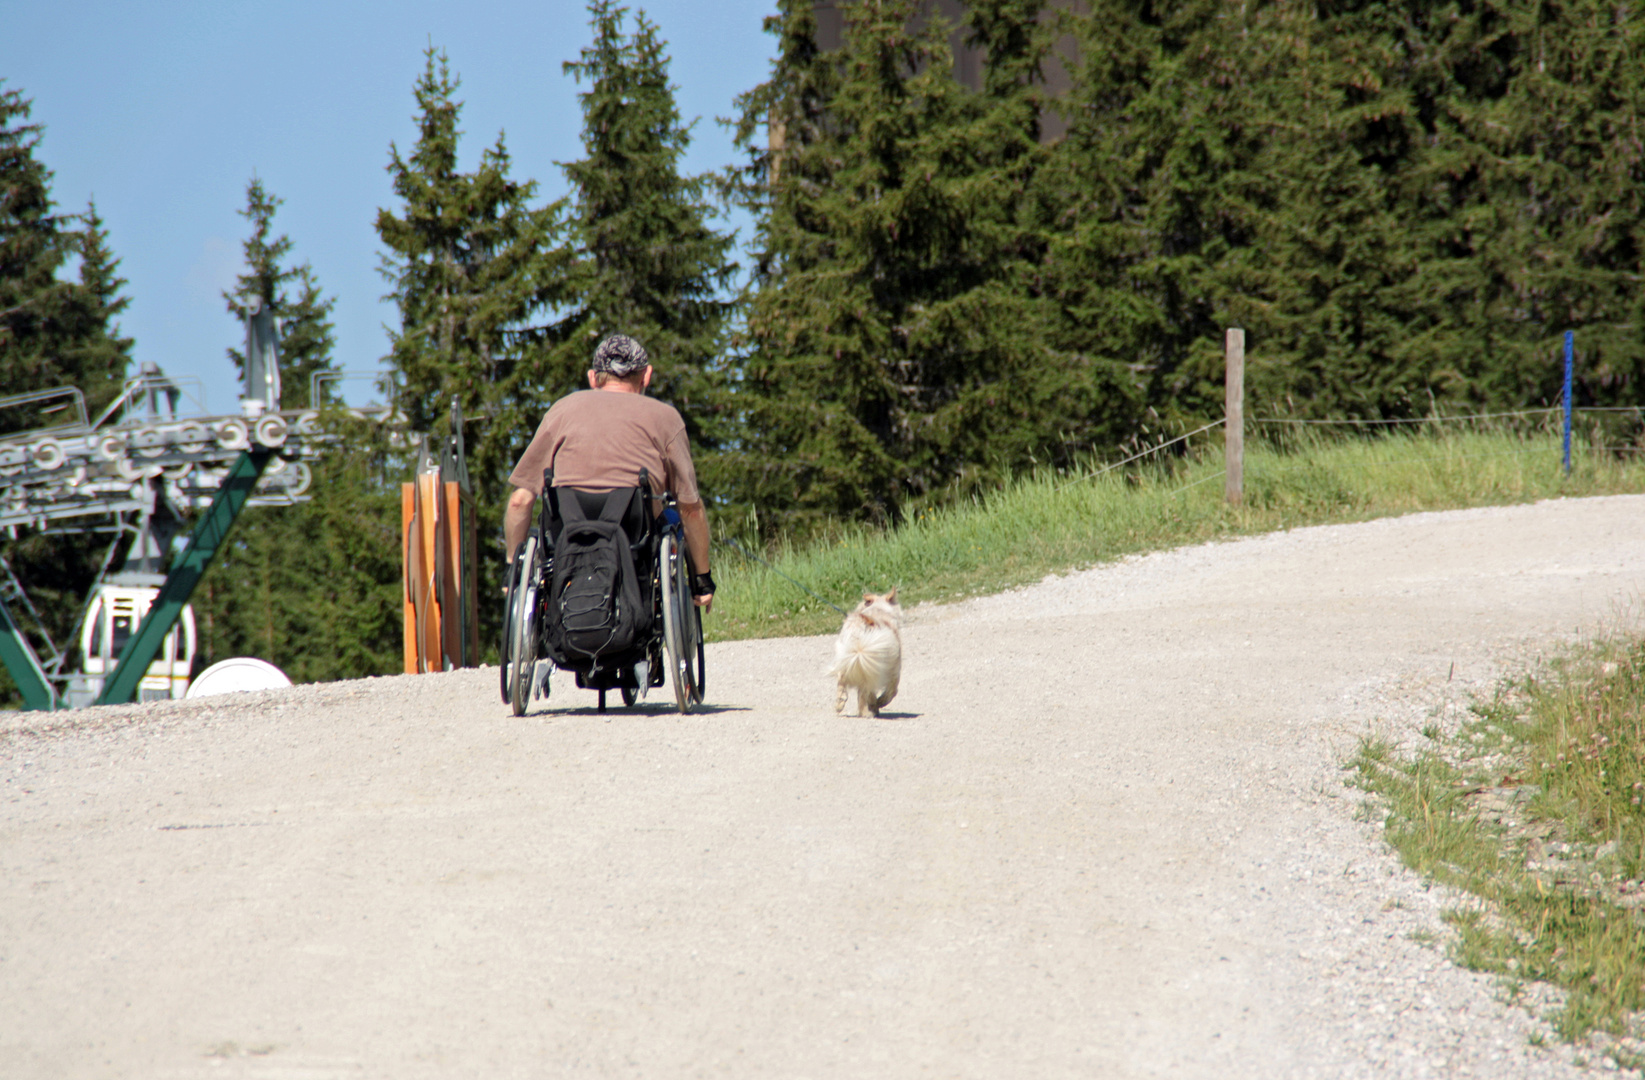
[
  {"left": 95, "top": 433, "right": 125, "bottom": 461},
  {"left": 185, "top": 657, "right": 293, "bottom": 698}
]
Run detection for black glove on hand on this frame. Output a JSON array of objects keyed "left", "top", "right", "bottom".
[{"left": 689, "top": 571, "right": 716, "bottom": 597}]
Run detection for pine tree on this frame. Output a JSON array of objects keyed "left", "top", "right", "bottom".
[
  {"left": 194, "top": 177, "right": 394, "bottom": 683},
  {"left": 377, "top": 46, "right": 572, "bottom": 501},
  {"left": 223, "top": 178, "right": 337, "bottom": 409},
  {"left": 931, "top": 0, "right": 1143, "bottom": 482},
  {"left": 544, "top": 0, "right": 737, "bottom": 456},
  {"left": 0, "top": 84, "right": 136, "bottom": 706},
  {"left": 66, "top": 200, "right": 135, "bottom": 415},
  {"left": 1470, "top": 0, "right": 1645, "bottom": 410},
  {"left": 730, "top": 0, "right": 1112, "bottom": 528},
  {"left": 0, "top": 82, "right": 89, "bottom": 435},
  {"left": 1202, "top": 0, "right": 1435, "bottom": 419},
  {"left": 1031, "top": 0, "right": 1267, "bottom": 435},
  {"left": 725, "top": 0, "right": 838, "bottom": 202},
  {"left": 377, "top": 46, "right": 576, "bottom": 661},
  {"left": 193, "top": 420, "right": 403, "bottom": 682}
]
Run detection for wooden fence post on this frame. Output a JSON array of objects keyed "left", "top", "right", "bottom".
[{"left": 1225, "top": 328, "right": 1244, "bottom": 504}]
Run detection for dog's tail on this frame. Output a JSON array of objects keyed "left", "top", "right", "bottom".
[{"left": 828, "top": 625, "right": 899, "bottom": 683}]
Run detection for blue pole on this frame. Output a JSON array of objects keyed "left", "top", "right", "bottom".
[{"left": 1562, "top": 331, "right": 1574, "bottom": 476}]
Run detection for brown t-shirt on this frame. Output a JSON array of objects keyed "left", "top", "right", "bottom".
[{"left": 507, "top": 390, "right": 700, "bottom": 505}]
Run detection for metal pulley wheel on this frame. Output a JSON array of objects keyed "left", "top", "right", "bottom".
[
  {"left": 253, "top": 414, "right": 287, "bottom": 448},
  {"left": 29, "top": 439, "right": 64, "bottom": 471},
  {"left": 215, "top": 418, "right": 250, "bottom": 450},
  {"left": 130, "top": 427, "right": 167, "bottom": 457},
  {"left": 284, "top": 461, "right": 312, "bottom": 497},
  {"left": 175, "top": 423, "right": 210, "bottom": 452}
]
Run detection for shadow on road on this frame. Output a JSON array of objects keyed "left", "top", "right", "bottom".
[{"left": 519, "top": 702, "right": 753, "bottom": 719}]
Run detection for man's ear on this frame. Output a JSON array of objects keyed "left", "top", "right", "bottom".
[
  {"left": 642, "top": 365, "right": 653, "bottom": 390},
  {"left": 587, "top": 370, "right": 599, "bottom": 389}
]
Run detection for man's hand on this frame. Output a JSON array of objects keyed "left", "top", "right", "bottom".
[{"left": 690, "top": 570, "right": 716, "bottom": 614}]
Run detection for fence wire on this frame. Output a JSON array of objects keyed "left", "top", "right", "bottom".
[
  {"left": 1014, "top": 401, "right": 1636, "bottom": 509},
  {"left": 1253, "top": 408, "right": 1560, "bottom": 427},
  {"left": 1169, "top": 471, "right": 1225, "bottom": 498},
  {"left": 1058, "top": 419, "right": 1225, "bottom": 492}
]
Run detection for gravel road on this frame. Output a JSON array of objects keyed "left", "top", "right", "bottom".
[{"left": 4, "top": 496, "right": 1644, "bottom": 1078}]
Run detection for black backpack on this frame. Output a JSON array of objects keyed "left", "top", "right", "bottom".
[{"left": 544, "top": 487, "right": 647, "bottom": 663}]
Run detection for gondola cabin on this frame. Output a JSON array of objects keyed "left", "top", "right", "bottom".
[{"left": 74, "top": 585, "right": 196, "bottom": 704}]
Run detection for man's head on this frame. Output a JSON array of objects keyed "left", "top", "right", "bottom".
[{"left": 588, "top": 334, "right": 652, "bottom": 391}]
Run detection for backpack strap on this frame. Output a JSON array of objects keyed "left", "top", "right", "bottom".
[
  {"left": 553, "top": 486, "right": 590, "bottom": 528},
  {"left": 596, "top": 487, "right": 631, "bottom": 525}
]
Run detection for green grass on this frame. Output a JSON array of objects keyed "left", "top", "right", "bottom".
[
  {"left": 709, "top": 425, "right": 1645, "bottom": 641},
  {"left": 1352, "top": 639, "right": 1645, "bottom": 1042}
]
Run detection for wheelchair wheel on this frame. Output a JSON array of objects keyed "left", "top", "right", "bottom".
[
  {"left": 506, "top": 531, "right": 543, "bottom": 717},
  {"left": 659, "top": 531, "right": 704, "bottom": 714}
]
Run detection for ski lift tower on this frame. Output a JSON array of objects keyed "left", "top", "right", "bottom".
[{"left": 0, "top": 302, "right": 351, "bottom": 709}]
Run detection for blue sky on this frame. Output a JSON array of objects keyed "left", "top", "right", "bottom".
[{"left": 3, "top": 0, "right": 777, "bottom": 410}]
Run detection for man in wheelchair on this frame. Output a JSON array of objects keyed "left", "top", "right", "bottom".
[{"left": 500, "top": 334, "right": 715, "bottom": 714}]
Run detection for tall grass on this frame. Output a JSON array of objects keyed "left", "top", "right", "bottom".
[
  {"left": 710, "top": 425, "right": 1645, "bottom": 641},
  {"left": 1354, "top": 637, "right": 1645, "bottom": 1045}
]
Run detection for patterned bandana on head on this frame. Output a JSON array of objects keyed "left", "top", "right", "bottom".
[{"left": 591, "top": 334, "right": 649, "bottom": 377}]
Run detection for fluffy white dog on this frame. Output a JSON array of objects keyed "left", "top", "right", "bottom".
[{"left": 829, "top": 587, "right": 902, "bottom": 717}]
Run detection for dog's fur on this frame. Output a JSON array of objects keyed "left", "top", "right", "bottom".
[{"left": 829, "top": 587, "right": 902, "bottom": 717}]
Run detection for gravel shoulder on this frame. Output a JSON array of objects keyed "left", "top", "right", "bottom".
[{"left": 3, "top": 496, "right": 1644, "bottom": 1078}]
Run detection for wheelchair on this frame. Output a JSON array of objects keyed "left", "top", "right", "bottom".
[{"left": 500, "top": 468, "right": 705, "bottom": 716}]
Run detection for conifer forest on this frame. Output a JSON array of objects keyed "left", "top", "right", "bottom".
[{"left": 4, "top": 0, "right": 1645, "bottom": 692}]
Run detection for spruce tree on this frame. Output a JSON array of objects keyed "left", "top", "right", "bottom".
[
  {"left": 1205, "top": 0, "right": 1434, "bottom": 419},
  {"left": 195, "top": 177, "right": 382, "bottom": 683},
  {"left": 544, "top": 0, "right": 736, "bottom": 456},
  {"left": 730, "top": 0, "right": 1113, "bottom": 528},
  {"left": 377, "top": 46, "right": 572, "bottom": 500},
  {"left": 1032, "top": 0, "right": 1266, "bottom": 433},
  {"left": 1474, "top": 0, "right": 1645, "bottom": 410},
  {"left": 66, "top": 200, "right": 135, "bottom": 414},
  {"left": 378, "top": 46, "right": 576, "bottom": 660},
  {"left": 0, "top": 84, "right": 136, "bottom": 705},
  {"left": 0, "top": 82, "right": 88, "bottom": 435},
  {"left": 193, "top": 420, "right": 403, "bottom": 682},
  {"left": 223, "top": 178, "right": 337, "bottom": 408}
]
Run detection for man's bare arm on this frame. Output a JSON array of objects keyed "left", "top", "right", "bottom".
[
  {"left": 678, "top": 501, "right": 713, "bottom": 610},
  {"left": 504, "top": 487, "right": 536, "bottom": 562}
]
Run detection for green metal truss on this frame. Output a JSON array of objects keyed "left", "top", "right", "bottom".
[
  {"left": 0, "top": 592, "right": 58, "bottom": 711},
  {"left": 95, "top": 449, "right": 274, "bottom": 707}
]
